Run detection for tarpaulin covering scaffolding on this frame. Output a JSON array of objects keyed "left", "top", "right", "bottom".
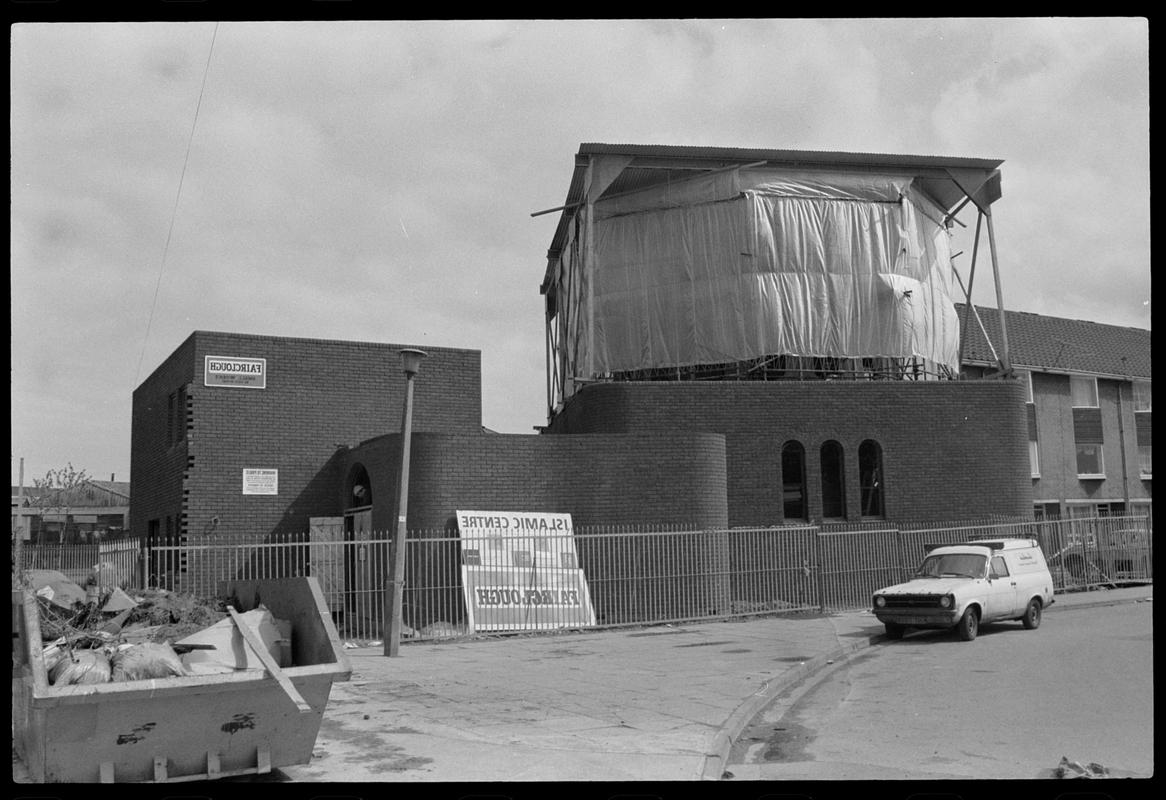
[{"left": 540, "top": 145, "right": 1006, "bottom": 416}]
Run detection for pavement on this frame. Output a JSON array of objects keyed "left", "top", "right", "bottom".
[{"left": 276, "top": 583, "right": 1153, "bottom": 786}]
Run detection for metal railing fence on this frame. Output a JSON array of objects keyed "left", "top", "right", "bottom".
[
  {"left": 15, "top": 537, "right": 143, "bottom": 589},
  {"left": 23, "top": 517, "right": 1151, "bottom": 643}
]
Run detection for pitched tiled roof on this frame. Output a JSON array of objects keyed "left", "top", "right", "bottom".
[
  {"left": 956, "top": 304, "right": 1151, "bottom": 379},
  {"left": 85, "top": 480, "right": 131, "bottom": 500}
]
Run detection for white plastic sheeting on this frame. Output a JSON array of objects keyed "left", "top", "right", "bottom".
[{"left": 559, "top": 167, "right": 961, "bottom": 379}]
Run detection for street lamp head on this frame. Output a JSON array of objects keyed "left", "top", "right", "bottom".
[{"left": 399, "top": 348, "right": 428, "bottom": 377}]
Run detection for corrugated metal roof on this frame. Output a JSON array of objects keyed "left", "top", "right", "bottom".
[
  {"left": 957, "top": 303, "right": 1151, "bottom": 378},
  {"left": 85, "top": 480, "right": 131, "bottom": 499}
]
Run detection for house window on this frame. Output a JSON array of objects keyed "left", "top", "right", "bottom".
[
  {"left": 1034, "top": 502, "right": 1061, "bottom": 520},
  {"left": 1133, "top": 380, "right": 1151, "bottom": 412},
  {"left": 1066, "top": 501, "right": 1126, "bottom": 523},
  {"left": 1029, "top": 440, "right": 1041, "bottom": 478},
  {"left": 1071, "top": 375, "right": 1099, "bottom": 408},
  {"left": 1138, "top": 445, "right": 1152, "bottom": 478},
  {"left": 858, "top": 440, "right": 884, "bottom": 518},
  {"left": 1129, "top": 501, "right": 1152, "bottom": 524},
  {"left": 781, "top": 441, "right": 807, "bottom": 522},
  {"left": 1075, "top": 443, "right": 1105, "bottom": 477},
  {"left": 820, "top": 440, "right": 846, "bottom": 519}
]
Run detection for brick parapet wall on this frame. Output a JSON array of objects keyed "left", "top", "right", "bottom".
[{"left": 546, "top": 380, "right": 1032, "bottom": 525}]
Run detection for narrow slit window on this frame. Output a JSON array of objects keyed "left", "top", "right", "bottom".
[
  {"left": 859, "top": 440, "right": 884, "bottom": 518},
  {"left": 781, "top": 441, "right": 807, "bottom": 522},
  {"left": 820, "top": 440, "right": 846, "bottom": 520}
]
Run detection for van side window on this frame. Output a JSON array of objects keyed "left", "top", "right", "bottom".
[{"left": 990, "top": 556, "right": 1010, "bottom": 579}]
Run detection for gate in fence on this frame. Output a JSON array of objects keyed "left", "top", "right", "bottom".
[{"left": 129, "top": 516, "right": 1155, "bottom": 642}]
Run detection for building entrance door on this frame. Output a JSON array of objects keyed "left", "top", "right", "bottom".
[
  {"left": 344, "top": 507, "right": 381, "bottom": 638},
  {"left": 309, "top": 516, "right": 345, "bottom": 620}
]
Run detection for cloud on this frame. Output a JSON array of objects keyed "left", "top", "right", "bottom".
[{"left": 9, "top": 19, "right": 1150, "bottom": 484}]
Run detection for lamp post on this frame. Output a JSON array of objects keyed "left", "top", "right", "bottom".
[{"left": 386, "top": 347, "right": 427, "bottom": 657}]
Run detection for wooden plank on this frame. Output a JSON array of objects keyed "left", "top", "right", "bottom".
[
  {"left": 226, "top": 606, "right": 312, "bottom": 713},
  {"left": 22, "top": 590, "right": 50, "bottom": 693}
]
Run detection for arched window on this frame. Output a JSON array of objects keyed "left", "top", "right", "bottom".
[
  {"left": 820, "top": 441, "right": 846, "bottom": 519},
  {"left": 347, "top": 464, "right": 372, "bottom": 509},
  {"left": 781, "top": 441, "right": 807, "bottom": 522},
  {"left": 859, "top": 440, "right": 884, "bottom": 518}
]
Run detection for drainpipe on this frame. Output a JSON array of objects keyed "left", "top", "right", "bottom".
[{"left": 1116, "top": 358, "right": 1131, "bottom": 513}]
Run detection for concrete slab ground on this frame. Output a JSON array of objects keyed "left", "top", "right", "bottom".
[
  {"left": 280, "top": 584, "right": 1153, "bottom": 784},
  {"left": 13, "top": 584, "right": 1152, "bottom": 796}
]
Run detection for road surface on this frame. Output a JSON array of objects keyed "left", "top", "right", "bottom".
[{"left": 727, "top": 601, "right": 1153, "bottom": 780}]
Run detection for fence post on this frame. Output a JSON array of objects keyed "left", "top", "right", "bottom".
[
  {"left": 814, "top": 528, "right": 826, "bottom": 614},
  {"left": 137, "top": 537, "right": 147, "bottom": 590},
  {"left": 895, "top": 527, "right": 907, "bottom": 584},
  {"left": 709, "top": 527, "right": 732, "bottom": 616}
]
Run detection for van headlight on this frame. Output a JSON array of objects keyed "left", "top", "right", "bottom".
[
  {"left": 939, "top": 595, "right": 953, "bottom": 609},
  {"left": 874, "top": 595, "right": 886, "bottom": 608}
]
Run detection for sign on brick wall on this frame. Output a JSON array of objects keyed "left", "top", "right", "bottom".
[
  {"left": 456, "top": 510, "right": 596, "bottom": 632},
  {"left": 205, "top": 355, "right": 266, "bottom": 389},
  {"left": 242, "top": 468, "right": 278, "bottom": 495}
]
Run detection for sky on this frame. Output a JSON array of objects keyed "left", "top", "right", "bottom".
[{"left": 9, "top": 18, "right": 1151, "bottom": 488}]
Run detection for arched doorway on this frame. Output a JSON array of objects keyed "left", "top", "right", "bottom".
[{"left": 343, "top": 463, "right": 381, "bottom": 637}]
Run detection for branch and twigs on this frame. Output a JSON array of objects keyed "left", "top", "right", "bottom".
[{"left": 29, "top": 462, "right": 91, "bottom": 546}]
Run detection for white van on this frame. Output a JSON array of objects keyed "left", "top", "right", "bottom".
[{"left": 871, "top": 538, "right": 1056, "bottom": 642}]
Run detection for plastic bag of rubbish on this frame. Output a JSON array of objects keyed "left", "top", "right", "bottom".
[
  {"left": 1056, "top": 756, "right": 1110, "bottom": 778},
  {"left": 26, "top": 569, "right": 88, "bottom": 609},
  {"left": 49, "top": 649, "right": 112, "bottom": 685},
  {"left": 111, "top": 642, "right": 186, "bottom": 681}
]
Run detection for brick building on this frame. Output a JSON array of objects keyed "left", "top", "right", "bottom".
[
  {"left": 131, "top": 326, "right": 1032, "bottom": 598},
  {"left": 130, "top": 332, "right": 482, "bottom": 547},
  {"left": 134, "top": 145, "right": 1147, "bottom": 597},
  {"left": 958, "top": 303, "right": 1152, "bottom": 523},
  {"left": 11, "top": 478, "right": 130, "bottom": 544}
]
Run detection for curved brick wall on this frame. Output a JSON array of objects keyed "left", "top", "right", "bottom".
[
  {"left": 341, "top": 431, "right": 729, "bottom": 533},
  {"left": 546, "top": 380, "right": 1032, "bottom": 525}
]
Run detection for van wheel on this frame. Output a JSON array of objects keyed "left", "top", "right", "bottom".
[
  {"left": 957, "top": 608, "right": 979, "bottom": 641},
  {"left": 1022, "top": 598, "right": 1042, "bottom": 630},
  {"left": 884, "top": 622, "right": 905, "bottom": 640}
]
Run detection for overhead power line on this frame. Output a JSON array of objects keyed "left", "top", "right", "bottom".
[{"left": 134, "top": 21, "right": 219, "bottom": 385}]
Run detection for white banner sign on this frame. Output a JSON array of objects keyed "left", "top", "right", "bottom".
[
  {"left": 242, "top": 468, "right": 278, "bottom": 495},
  {"left": 205, "top": 355, "right": 266, "bottom": 389},
  {"left": 456, "top": 510, "right": 596, "bottom": 632}
]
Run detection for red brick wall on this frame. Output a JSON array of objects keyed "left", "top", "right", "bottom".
[
  {"left": 546, "top": 380, "right": 1033, "bottom": 525},
  {"left": 340, "top": 431, "right": 730, "bottom": 534},
  {"left": 131, "top": 332, "right": 482, "bottom": 543},
  {"left": 130, "top": 335, "right": 196, "bottom": 544}
]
